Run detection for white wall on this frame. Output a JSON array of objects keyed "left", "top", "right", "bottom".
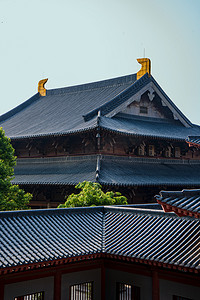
[
  {"left": 4, "top": 276, "right": 54, "bottom": 300},
  {"left": 159, "top": 279, "right": 200, "bottom": 300},
  {"left": 4, "top": 267, "right": 200, "bottom": 300},
  {"left": 105, "top": 269, "right": 152, "bottom": 300},
  {"left": 122, "top": 100, "right": 166, "bottom": 119},
  {"left": 61, "top": 268, "right": 101, "bottom": 300}
]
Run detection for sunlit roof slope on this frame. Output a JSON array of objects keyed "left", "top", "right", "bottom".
[{"left": 0, "top": 206, "right": 199, "bottom": 274}]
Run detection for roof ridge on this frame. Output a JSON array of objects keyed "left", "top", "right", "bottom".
[
  {"left": 0, "top": 206, "right": 104, "bottom": 219},
  {"left": 0, "top": 204, "right": 195, "bottom": 220},
  {"left": 160, "top": 189, "right": 200, "bottom": 197},
  {"left": 104, "top": 205, "right": 178, "bottom": 219},
  {"left": 46, "top": 73, "right": 137, "bottom": 96}
]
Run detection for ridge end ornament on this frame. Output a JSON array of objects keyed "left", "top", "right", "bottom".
[
  {"left": 137, "top": 58, "right": 151, "bottom": 80},
  {"left": 38, "top": 78, "right": 48, "bottom": 96}
]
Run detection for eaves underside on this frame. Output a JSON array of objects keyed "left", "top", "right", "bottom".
[
  {"left": 157, "top": 200, "right": 200, "bottom": 219},
  {"left": 0, "top": 252, "right": 199, "bottom": 276}
]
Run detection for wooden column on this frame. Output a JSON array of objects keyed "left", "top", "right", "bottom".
[
  {"left": 152, "top": 270, "right": 160, "bottom": 300},
  {"left": 54, "top": 271, "right": 61, "bottom": 300},
  {"left": 101, "top": 262, "right": 106, "bottom": 300}
]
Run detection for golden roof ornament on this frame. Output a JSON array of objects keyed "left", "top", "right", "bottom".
[
  {"left": 137, "top": 58, "right": 151, "bottom": 80},
  {"left": 38, "top": 78, "right": 48, "bottom": 96}
]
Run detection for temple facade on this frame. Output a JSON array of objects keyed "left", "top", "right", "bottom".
[{"left": 1, "top": 58, "right": 200, "bottom": 208}]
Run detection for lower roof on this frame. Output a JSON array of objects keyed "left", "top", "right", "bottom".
[
  {"left": 0, "top": 206, "right": 199, "bottom": 273},
  {"left": 13, "top": 155, "right": 200, "bottom": 187}
]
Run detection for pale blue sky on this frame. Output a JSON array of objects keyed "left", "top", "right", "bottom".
[{"left": 1, "top": 0, "right": 200, "bottom": 123}]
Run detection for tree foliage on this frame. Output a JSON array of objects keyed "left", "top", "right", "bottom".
[
  {"left": 0, "top": 127, "right": 32, "bottom": 211},
  {"left": 58, "top": 181, "right": 128, "bottom": 208}
]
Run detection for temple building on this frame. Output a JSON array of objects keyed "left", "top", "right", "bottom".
[{"left": 1, "top": 58, "right": 200, "bottom": 208}]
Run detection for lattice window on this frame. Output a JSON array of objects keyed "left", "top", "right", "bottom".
[
  {"left": 148, "top": 145, "right": 155, "bottom": 156},
  {"left": 14, "top": 291, "right": 44, "bottom": 300},
  {"left": 116, "top": 282, "right": 140, "bottom": 300},
  {"left": 173, "top": 296, "right": 193, "bottom": 300},
  {"left": 70, "top": 282, "right": 93, "bottom": 300}
]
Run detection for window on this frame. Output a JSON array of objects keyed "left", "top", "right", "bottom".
[
  {"left": 175, "top": 147, "right": 181, "bottom": 158},
  {"left": 117, "top": 283, "right": 140, "bottom": 300},
  {"left": 70, "top": 282, "right": 93, "bottom": 300},
  {"left": 138, "top": 144, "right": 145, "bottom": 156},
  {"left": 165, "top": 146, "right": 171, "bottom": 158},
  {"left": 173, "top": 296, "right": 193, "bottom": 300},
  {"left": 139, "top": 106, "right": 148, "bottom": 114},
  {"left": 14, "top": 292, "right": 44, "bottom": 300},
  {"left": 148, "top": 145, "right": 155, "bottom": 156}
]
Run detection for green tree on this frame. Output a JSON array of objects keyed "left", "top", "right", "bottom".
[
  {"left": 0, "top": 127, "right": 32, "bottom": 211},
  {"left": 58, "top": 181, "right": 128, "bottom": 208}
]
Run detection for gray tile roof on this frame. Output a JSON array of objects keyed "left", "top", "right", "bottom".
[
  {"left": 14, "top": 156, "right": 97, "bottom": 185},
  {"left": 100, "top": 115, "right": 200, "bottom": 140},
  {"left": 156, "top": 189, "right": 200, "bottom": 218},
  {"left": 0, "top": 74, "right": 136, "bottom": 139},
  {"left": 13, "top": 155, "right": 200, "bottom": 187},
  {"left": 186, "top": 136, "right": 200, "bottom": 147},
  {"left": 0, "top": 206, "right": 199, "bottom": 271},
  {"left": 1, "top": 73, "right": 199, "bottom": 140}
]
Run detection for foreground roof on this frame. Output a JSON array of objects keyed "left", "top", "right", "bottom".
[
  {"left": 1, "top": 72, "right": 200, "bottom": 140},
  {"left": 13, "top": 155, "right": 200, "bottom": 187},
  {"left": 156, "top": 189, "right": 200, "bottom": 218},
  {"left": 0, "top": 206, "right": 199, "bottom": 274}
]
